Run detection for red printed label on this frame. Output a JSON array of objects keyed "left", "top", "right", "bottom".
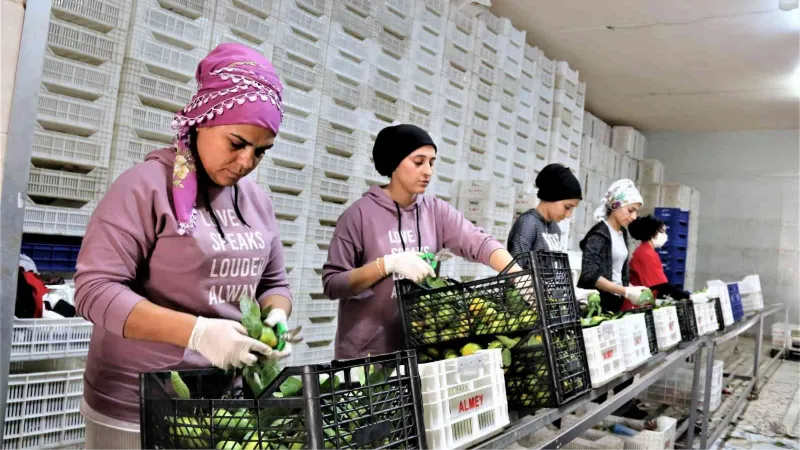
[
  {"left": 458, "top": 394, "right": 484, "bottom": 413},
  {"left": 669, "top": 321, "right": 674, "bottom": 331},
  {"left": 603, "top": 349, "right": 614, "bottom": 360},
  {"left": 635, "top": 335, "right": 643, "bottom": 345}
]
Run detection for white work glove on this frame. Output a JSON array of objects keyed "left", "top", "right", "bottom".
[
  {"left": 624, "top": 285, "right": 647, "bottom": 305},
  {"left": 383, "top": 251, "right": 435, "bottom": 283},
  {"left": 187, "top": 317, "right": 272, "bottom": 370},
  {"left": 263, "top": 308, "right": 292, "bottom": 358},
  {"left": 574, "top": 287, "right": 600, "bottom": 309}
]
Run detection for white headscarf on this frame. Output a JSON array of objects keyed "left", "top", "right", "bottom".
[{"left": 593, "top": 179, "right": 643, "bottom": 221}]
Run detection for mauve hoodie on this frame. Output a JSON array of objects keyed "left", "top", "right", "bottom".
[
  {"left": 322, "top": 185, "right": 504, "bottom": 359},
  {"left": 74, "top": 148, "right": 292, "bottom": 423}
]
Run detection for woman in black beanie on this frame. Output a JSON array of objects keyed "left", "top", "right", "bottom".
[{"left": 508, "top": 163, "right": 583, "bottom": 256}]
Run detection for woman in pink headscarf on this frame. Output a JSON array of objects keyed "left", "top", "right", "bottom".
[{"left": 74, "top": 43, "right": 293, "bottom": 448}]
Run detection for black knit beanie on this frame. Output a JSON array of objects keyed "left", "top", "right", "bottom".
[
  {"left": 373, "top": 124, "right": 437, "bottom": 177},
  {"left": 536, "top": 163, "right": 583, "bottom": 201}
]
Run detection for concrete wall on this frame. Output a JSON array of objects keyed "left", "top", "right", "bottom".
[
  {"left": 645, "top": 130, "right": 800, "bottom": 332},
  {"left": 0, "top": 0, "right": 25, "bottom": 193}
]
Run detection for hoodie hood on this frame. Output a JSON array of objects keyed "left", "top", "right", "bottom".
[{"left": 145, "top": 147, "right": 176, "bottom": 168}]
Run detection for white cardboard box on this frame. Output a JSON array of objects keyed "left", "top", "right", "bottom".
[
  {"left": 660, "top": 183, "right": 692, "bottom": 210},
  {"left": 638, "top": 159, "right": 665, "bottom": 184}
]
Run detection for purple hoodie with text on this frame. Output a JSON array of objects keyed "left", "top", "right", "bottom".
[
  {"left": 74, "top": 149, "right": 292, "bottom": 423},
  {"left": 322, "top": 185, "right": 504, "bottom": 359}
]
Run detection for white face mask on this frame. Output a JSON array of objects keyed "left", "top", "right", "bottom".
[{"left": 652, "top": 232, "right": 668, "bottom": 248}]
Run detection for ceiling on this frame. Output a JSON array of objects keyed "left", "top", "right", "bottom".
[{"left": 490, "top": 0, "right": 800, "bottom": 131}]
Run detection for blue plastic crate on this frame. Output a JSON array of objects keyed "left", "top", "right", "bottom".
[
  {"left": 727, "top": 283, "right": 745, "bottom": 322},
  {"left": 20, "top": 242, "right": 81, "bottom": 272},
  {"left": 654, "top": 207, "right": 690, "bottom": 226},
  {"left": 658, "top": 246, "right": 688, "bottom": 262},
  {"left": 660, "top": 255, "right": 687, "bottom": 271}
]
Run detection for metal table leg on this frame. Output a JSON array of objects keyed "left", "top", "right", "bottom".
[
  {"left": 700, "top": 342, "right": 717, "bottom": 450},
  {"left": 686, "top": 344, "right": 704, "bottom": 449},
  {"left": 752, "top": 315, "right": 764, "bottom": 394}
]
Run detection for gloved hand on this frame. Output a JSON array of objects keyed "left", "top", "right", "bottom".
[
  {"left": 624, "top": 285, "right": 647, "bottom": 305},
  {"left": 187, "top": 317, "right": 272, "bottom": 370},
  {"left": 263, "top": 308, "right": 292, "bottom": 358},
  {"left": 574, "top": 287, "right": 600, "bottom": 309},
  {"left": 383, "top": 251, "right": 435, "bottom": 283}
]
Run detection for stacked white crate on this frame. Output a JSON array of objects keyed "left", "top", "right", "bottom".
[
  {"left": 456, "top": 180, "right": 515, "bottom": 248},
  {"left": 513, "top": 52, "right": 536, "bottom": 190},
  {"left": 529, "top": 46, "right": 556, "bottom": 170},
  {"left": 108, "top": 0, "right": 214, "bottom": 185},
  {"left": 24, "top": 0, "right": 131, "bottom": 237},
  {"left": 550, "top": 61, "right": 583, "bottom": 175}
]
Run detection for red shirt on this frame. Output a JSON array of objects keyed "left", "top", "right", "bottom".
[{"left": 629, "top": 242, "right": 668, "bottom": 300}]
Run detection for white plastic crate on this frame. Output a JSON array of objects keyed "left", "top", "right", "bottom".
[
  {"left": 582, "top": 319, "right": 625, "bottom": 388},
  {"left": 444, "top": 41, "right": 472, "bottom": 73},
  {"left": 134, "top": 0, "right": 210, "bottom": 48},
  {"left": 293, "top": 294, "right": 339, "bottom": 320},
  {"left": 268, "top": 138, "right": 314, "bottom": 169},
  {"left": 32, "top": 128, "right": 111, "bottom": 170},
  {"left": 419, "top": 349, "right": 509, "bottom": 450},
  {"left": 300, "top": 243, "right": 328, "bottom": 270},
  {"left": 377, "top": 0, "right": 412, "bottom": 38},
  {"left": 737, "top": 274, "right": 764, "bottom": 312},
  {"left": 313, "top": 172, "right": 353, "bottom": 204},
  {"left": 653, "top": 306, "right": 681, "bottom": 351},
  {"left": 435, "top": 158, "right": 458, "bottom": 181},
  {"left": 436, "top": 139, "right": 462, "bottom": 163},
  {"left": 280, "top": 110, "right": 319, "bottom": 142},
  {"left": 706, "top": 280, "right": 736, "bottom": 327},
  {"left": 286, "top": 340, "right": 335, "bottom": 366},
  {"left": 119, "top": 59, "right": 195, "bottom": 111},
  {"left": 121, "top": 97, "right": 179, "bottom": 144},
  {"left": 23, "top": 201, "right": 95, "bottom": 237},
  {"left": 212, "top": 0, "right": 275, "bottom": 45},
  {"left": 403, "top": 105, "right": 433, "bottom": 130},
  {"left": 321, "top": 96, "right": 364, "bottom": 131},
  {"left": 368, "top": 89, "right": 404, "bottom": 122},
  {"left": 464, "top": 147, "right": 488, "bottom": 169},
  {"left": 273, "top": 47, "right": 320, "bottom": 90},
  {"left": 277, "top": 217, "right": 306, "bottom": 245},
  {"left": 108, "top": 126, "right": 169, "bottom": 182},
  {"left": 441, "top": 60, "right": 470, "bottom": 98},
  {"left": 11, "top": 318, "right": 92, "bottom": 362},
  {"left": 271, "top": 192, "right": 308, "bottom": 219},
  {"left": 275, "top": 22, "right": 325, "bottom": 66},
  {"left": 317, "top": 120, "right": 366, "bottom": 157},
  {"left": 526, "top": 425, "right": 624, "bottom": 450},
  {"left": 280, "top": 0, "right": 329, "bottom": 18},
  {"left": 279, "top": 0, "right": 331, "bottom": 42},
  {"left": 428, "top": 175, "right": 455, "bottom": 201},
  {"left": 328, "top": 22, "right": 370, "bottom": 62},
  {"left": 41, "top": 53, "right": 119, "bottom": 101},
  {"left": 332, "top": 0, "right": 376, "bottom": 41},
  {"left": 3, "top": 368, "right": 85, "bottom": 450},
  {"left": 771, "top": 323, "right": 800, "bottom": 350},
  {"left": 258, "top": 164, "right": 311, "bottom": 194},
  {"left": 282, "top": 244, "right": 302, "bottom": 269},
  {"left": 288, "top": 315, "right": 337, "bottom": 342},
  {"left": 283, "top": 85, "right": 322, "bottom": 118},
  {"left": 412, "top": 21, "right": 445, "bottom": 55},
  {"left": 562, "top": 404, "right": 678, "bottom": 450},
  {"left": 458, "top": 200, "right": 514, "bottom": 225},
  {"left": 46, "top": 18, "right": 122, "bottom": 65},
  {"left": 641, "top": 360, "right": 723, "bottom": 412},
  {"left": 405, "top": 83, "right": 438, "bottom": 115},
  {"left": 27, "top": 167, "right": 102, "bottom": 204},
  {"left": 37, "top": 89, "right": 113, "bottom": 136},
  {"left": 693, "top": 299, "right": 719, "bottom": 336},
  {"left": 315, "top": 151, "right": 355, "bottom": 180},
  {"left": 433, "top": 114, "right": 465, "bottom": 145},
  {"left": 615, "top": 313, "right": 651, "bottom": 371},
  {"left": 310, "top": 198, "right": 348, "bottom": 224},
  {"left": 368, "top": 68, "right": 403, "bottom": 102}
]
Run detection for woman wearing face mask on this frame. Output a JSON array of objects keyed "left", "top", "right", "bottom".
[
  {"left": 578, "top": 179, "right": 649, "bottom": 312},
  {"left": 322, "top": 124, "right": 521, "bottom": 359},
  {"left": 628, "top": 216, "right": 690, "bottom": 300},
  {"left": 74, "top": 44, "right": 293, "bottom": 448}
]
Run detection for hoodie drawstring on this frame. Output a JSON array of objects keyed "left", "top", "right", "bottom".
[{"left": 394, "top": 202, "right": 423, "bottom": 253}]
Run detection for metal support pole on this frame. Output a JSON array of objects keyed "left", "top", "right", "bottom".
[
  {"left": 685, "top": 345, "right": 704, "bottom": 449},
  {"left": 700, "top": 342, "right": 717, "bottom": 450},
  {"left": 0, "top": 0, "right": 53, "bottom": 442},
  {"left": 753, "top": 315, "right": 764, "bottom": 392}
]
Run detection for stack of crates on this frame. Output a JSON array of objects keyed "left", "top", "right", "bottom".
[
  {"left": 527, "top": 45, "right": 555, "bottom": 172},
  {"left": 108, "top": 0, "right": 213, "bottom": 184},
  {"left": 456, "top": 181, "right": 515, "bottom": 250},
  {"left": 23, "top": 0, "right": 131, "bottom": 239},
  {"left": 513, "top": 47, "right": 537, "bottom": 191},
  {"left": 654, "top": 207, "right": 689, "bottom": 289},
  {"left": 550, "top": 61, "right": 583, "bottom": 175}
]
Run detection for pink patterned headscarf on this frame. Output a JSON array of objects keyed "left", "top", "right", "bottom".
[{"left": 170, "top": 43, "right": 284, "bottom": 235}]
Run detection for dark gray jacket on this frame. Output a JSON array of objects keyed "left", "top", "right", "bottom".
[
  {"left": 507, "top": 209, "right": 562, "bottom": 265},
  {"left": 578, "top": 221, "right": 630, "bottom": 312}
]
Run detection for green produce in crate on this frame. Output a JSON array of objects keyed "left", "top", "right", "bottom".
[
  {"left": 242, "top": 431, "right": 267, "bottom": 450},
  {"left": 216, "top": 441, "right": 243, "bottom": 450},
  {"left": 639, "top": 287, "right": 654, "bottom": 305},
  {"left": 444, "top": 349, "right": 459, "bottom": 359},
  {"left": 168, "top": 416, "right": 209, "bottom": 449},
  {"left": 488, "top": 340, "right": 503, "bottom": 349},
  {"left": 171, "top": 371, "right": 191, "bottom": 400},
  {"left": 460, "top": 343, "right": 482, "bottom": 356}
]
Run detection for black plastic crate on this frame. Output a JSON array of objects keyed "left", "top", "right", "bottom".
[
  {"left": 397, "top": 251, "right": 581, "bottom": 348},
  {"left": 712, "top": 297, "right": 726, "bottom": 332},
  {"left": 636, "top": 306, "right": 659, "bottom": 357},
  {"left": 504, "top": 323, "right": 592, "bottom": 410},
  {"left": 140, "top": 351, "right": 426, "bottom": 449},
  {"left": 674, "top": 299, "right": 699, "bottom": 342}
]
